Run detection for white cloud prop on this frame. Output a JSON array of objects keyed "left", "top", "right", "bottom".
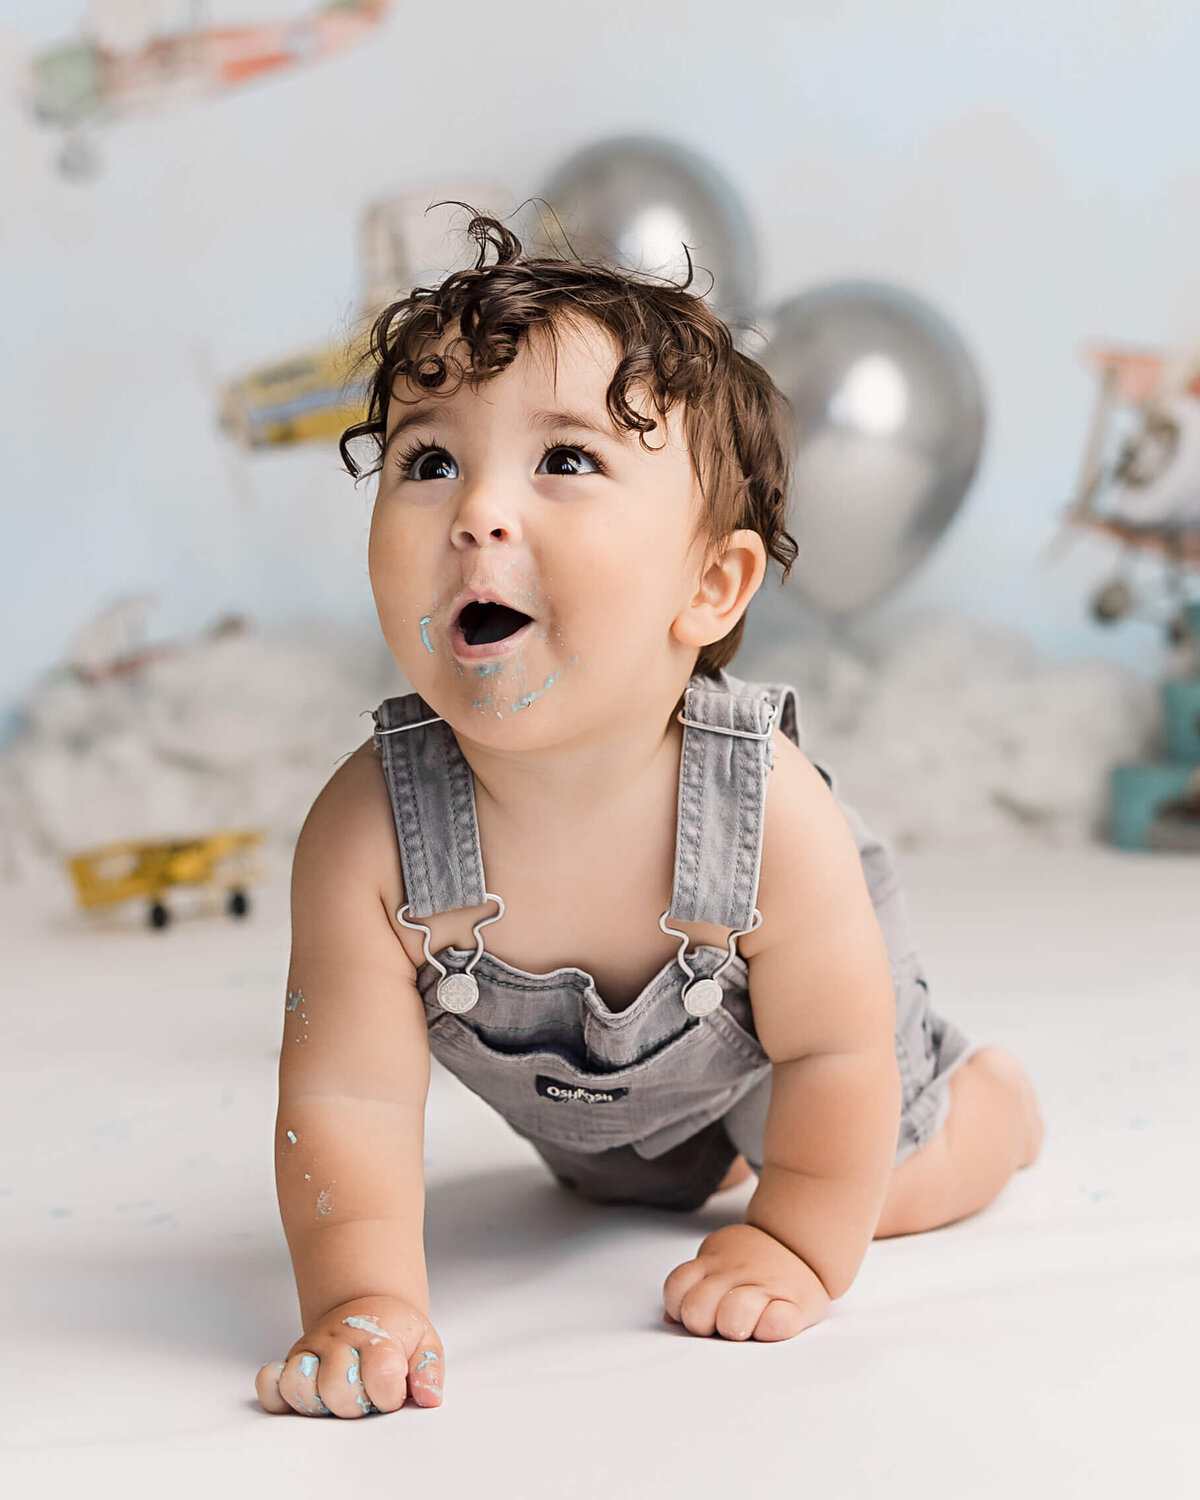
[
  {"left": 0, "top": 610, "right": 1160, "bottom": 892},
  {"left": 740, "top": 609, "right": 1159, "bottom": 853},
  {"left": 0, "top": 623, "right": 400, "bottom": 886}
]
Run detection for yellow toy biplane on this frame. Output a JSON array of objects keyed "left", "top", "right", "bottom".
[
  {"left": 218, "top": 343, "right": 367, "bottom": 450},
  {"left": 67, "top": 828, "right": 266, "bottom": 928},
  {"left": 216, "top": 184, "right": 512, "bottom": 456}
]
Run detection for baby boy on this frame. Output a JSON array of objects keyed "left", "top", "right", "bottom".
[{"left": 255, "top": 213, "right": 1043, "bottom": 1418}]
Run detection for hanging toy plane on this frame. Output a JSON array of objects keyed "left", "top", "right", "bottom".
[
  {"left": 27, "top": 0, "right": 390, "bottom": 181},
  {"left": 1053, "top": 338, "right": 1200, "bottom": 646},
  {"left": 215, "top": 184, "right": 513, "bottom": 458}
]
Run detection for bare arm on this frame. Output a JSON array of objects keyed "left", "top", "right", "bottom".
[
  {"left": 662, "top": 743, "right": 904, "bottom": 1341},
  {"left": 275, "top": 742, "right": 432, "bottom": 1329},
  {"left": 744, "top": 1053, "right": 900, "bottom": 1301},
  {"left": 743, "top": 750, "right": 901, "bottom": 1300}
]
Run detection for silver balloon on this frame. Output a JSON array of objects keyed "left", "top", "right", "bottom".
[
  {"left": 762, "top": 282, "right": 986, "bottom": 617},
  {"left": 537, "top": 136, "right": 758, "bottom": 333}
]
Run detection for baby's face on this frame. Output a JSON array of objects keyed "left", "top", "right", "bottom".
[{"left": 368, "top": 315, "right": 711, "bottom": 741}]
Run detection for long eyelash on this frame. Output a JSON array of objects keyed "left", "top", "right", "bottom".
[
  {"left": 392, "top": 435, "right": 607, "bottom": 476},
  {"left": 544, "top": 435, "right": 607, "bottom": 474},
  {"left": 392, "top": 435, "right": 442, "bottom": 473}
]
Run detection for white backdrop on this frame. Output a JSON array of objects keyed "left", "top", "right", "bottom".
[{"left": 5, "top": 0, "right": 1200, "bottom": 722}]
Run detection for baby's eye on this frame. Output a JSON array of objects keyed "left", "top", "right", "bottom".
[
  {"left": 407, "top": 447, "right": 458, "bottom": 481},
  {"left": 536, "top": 445, "right": 601, "bottom": 477}
]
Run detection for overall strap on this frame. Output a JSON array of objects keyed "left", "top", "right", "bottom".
[
  {"left": 667, "top": 669, "right": 797, "bottom": 931},
  {"left": 372, "top": 692, "right": 487, "bottom": 921}
]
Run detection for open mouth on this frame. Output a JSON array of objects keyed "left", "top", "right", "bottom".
[{"left": 456, "top": 600, "right": 535, "bottom": 646}]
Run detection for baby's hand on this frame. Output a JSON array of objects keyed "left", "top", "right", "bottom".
[
  {"left": 662, "top": 1223, "right": 830, "bottom": 1342},
  {"left": 255, "top": 1296, "right": 445, "bottom": 1417}
]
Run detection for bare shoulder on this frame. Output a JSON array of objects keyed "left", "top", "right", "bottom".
[
  {"left": 751, "top": 728, "right": 868, "bottom": 948},
  {"left": 293, "top": 736, "right": 405, "bottom": 917},
  {"left": 285, "top": 739, "right": 428, "bottom": 1108},
  {"left": 746, "top": 728, "right": 893, "bottom": 1061}
]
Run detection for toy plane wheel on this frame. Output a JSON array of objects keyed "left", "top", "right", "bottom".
[
  {"left": 1092, "top": 578, "right": 1134, "bottom": 623},
  {"left": 227, "top": 889, "right": 250, "bottom": 919},
  {"left": 1167, "top": 606, "right": 1197, "bottom": 647},
  {"left": 58, "top": 134, "right": 101, "bottom": 182},
  {"left": 148, "top": 901, "right": 170, "bottom": 929}
]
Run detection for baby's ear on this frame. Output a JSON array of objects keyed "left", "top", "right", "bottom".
[{"left": 669, "top": 531, "right": 765, "bottom": 648}]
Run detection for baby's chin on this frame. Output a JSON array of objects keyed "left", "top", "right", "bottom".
[{"left": 401, "top": 651, "right": 584, "bottom": 742}]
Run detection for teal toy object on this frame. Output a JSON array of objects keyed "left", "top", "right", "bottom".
[
  {"left": 1162, "top": 679, "right": 1200, "bottom": 763},
  {"left": 1110, "top": 764, "right": 1200, "bottom": 850},
  {"left": 1109, "top": 603, "right": 1200, "bottom": 851}
]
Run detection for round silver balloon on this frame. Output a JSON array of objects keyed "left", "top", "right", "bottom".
[
  {"left": 762, "top": 282, "right": 986, "bottom": 617},
  {"left": 537, "top": 136, "right": 758, "bottom": 333}
]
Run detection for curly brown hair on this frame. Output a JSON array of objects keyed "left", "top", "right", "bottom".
[{"left": 340, "top": 209, "right": 798, "bottom": 678}]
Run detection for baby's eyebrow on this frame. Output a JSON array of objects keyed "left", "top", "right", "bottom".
[
  {"left": 384, "top": 402, "right": 456, "bottom": 459},
  {"left": 380, "top": 401, "right": 633, "bottom": 461},
  {"left": 530, "top": 407, "right": 630, "bottom": 443}
]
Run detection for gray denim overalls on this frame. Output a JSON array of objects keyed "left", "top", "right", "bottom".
[{"left": 372, "top": 667, "right": 978, "bottom": 1212}]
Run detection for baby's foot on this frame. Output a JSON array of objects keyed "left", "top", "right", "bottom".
[
  {"left": 714, "top": 1154, "right": 755, "bottom": 1192},
  {"left": 970, "top": 1047, "right": 1045, "bottom": 1168}
]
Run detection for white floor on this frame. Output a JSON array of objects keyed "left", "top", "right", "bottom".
[{"left": 1, "top": 848, "right": 1197, "bottom": 1499}]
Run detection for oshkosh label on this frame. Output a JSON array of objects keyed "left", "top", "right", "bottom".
[{"left": 536, "top": 1074, "right": 629, "bottom": 1104}]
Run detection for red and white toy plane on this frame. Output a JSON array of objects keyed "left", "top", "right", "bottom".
[
  {"left": 28, "top": 1, "right": 389, "bottom": 179},
  {"left": 1057, "top": 340, "right": 1200, "bottom": 645}
]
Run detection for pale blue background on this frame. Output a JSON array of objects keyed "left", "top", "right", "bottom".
[{"left": 5, "top": 0, "right": 1200, "bottom": 721}]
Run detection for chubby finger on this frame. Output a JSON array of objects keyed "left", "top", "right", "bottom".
[
  {"left": 661, "top": 1259, "right": 706, "bottom": 1325},
  {"left": 405, "top": 1327, "right": 445, "bottom": 1407},
  {"left": 713, "top": 1285, "right": 772, "bottom": 1342},
  {"left": 676, "top": 1274, "right": 732, "bottom": 1337},
  {"left": 343, "top": 1345, "right": 381, "bottom": 1416},
  {"left": 343, "top": 1309, "right": 444, "bottom": 1411},
  {"left": 753, "top": 1298, "right": 810, "bottom": 1342},
  {"left": 254, "top": 1360, "right": 289, "bottom": 1414},
  {"left": 342, "top": 1313, "right": 410, "bottom": 1413},
  {"left": 314, "top": 1341, "right": 378, "bottom": 1419},
  {"left": 278, "top": 1350, "right": 331, "bottom": 1417}
]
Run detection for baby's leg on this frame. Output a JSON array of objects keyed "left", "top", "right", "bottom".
[{"left": 873, "top": 1047, "right": 1044, "bottom": 1239}]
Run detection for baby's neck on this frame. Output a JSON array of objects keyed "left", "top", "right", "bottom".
[{"left": 457, "top": 703, "right": 684, "bottom": 837}]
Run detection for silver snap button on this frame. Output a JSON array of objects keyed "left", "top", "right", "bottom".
[
  {"left": 437, "top": 972, "right": 479, "bottom": 1013},
  {"left": 682, "top": 978, "right": 723, "bottom": 1016}
]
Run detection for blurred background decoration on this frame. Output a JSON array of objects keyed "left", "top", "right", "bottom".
[
  {"left": 1053, "top": 339, "right": 1200, "bottom": 642},
  {"left": 1048, "top": 339, "right": 1200, "bottom": 851},
  {"left": 26, "top": 0, "right": 389, "bottom": 180},
  {"left": 216, "top": 182, "right": 512, "bottom": 456},
  {"left": 762, "top": 280, "right": 986, "bottom": 617},
  {"left": 535, "top": 135, "right": 759, "bottom": 335},
  {"left": 66, "top": 824, "right": 265, "bottom": 927}
]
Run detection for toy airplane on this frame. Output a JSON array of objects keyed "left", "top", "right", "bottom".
[
  {"left": 62, "top": 594, "right": 248, "bottom": 684},
  {"left": 67, "top": 828, "right": 266, "bottom": 928},
  {"left": 218, "top": 342, "right": 368, "bottom": 450},
  {"left": 1054, "top": 341, "right": 1200, "bottom": 643},
  {"left": 216, "top": 183, "right": 511, "bottom": 453},
  {"left": 28, "top": 0, "right": 389, "bottom": 180}
]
